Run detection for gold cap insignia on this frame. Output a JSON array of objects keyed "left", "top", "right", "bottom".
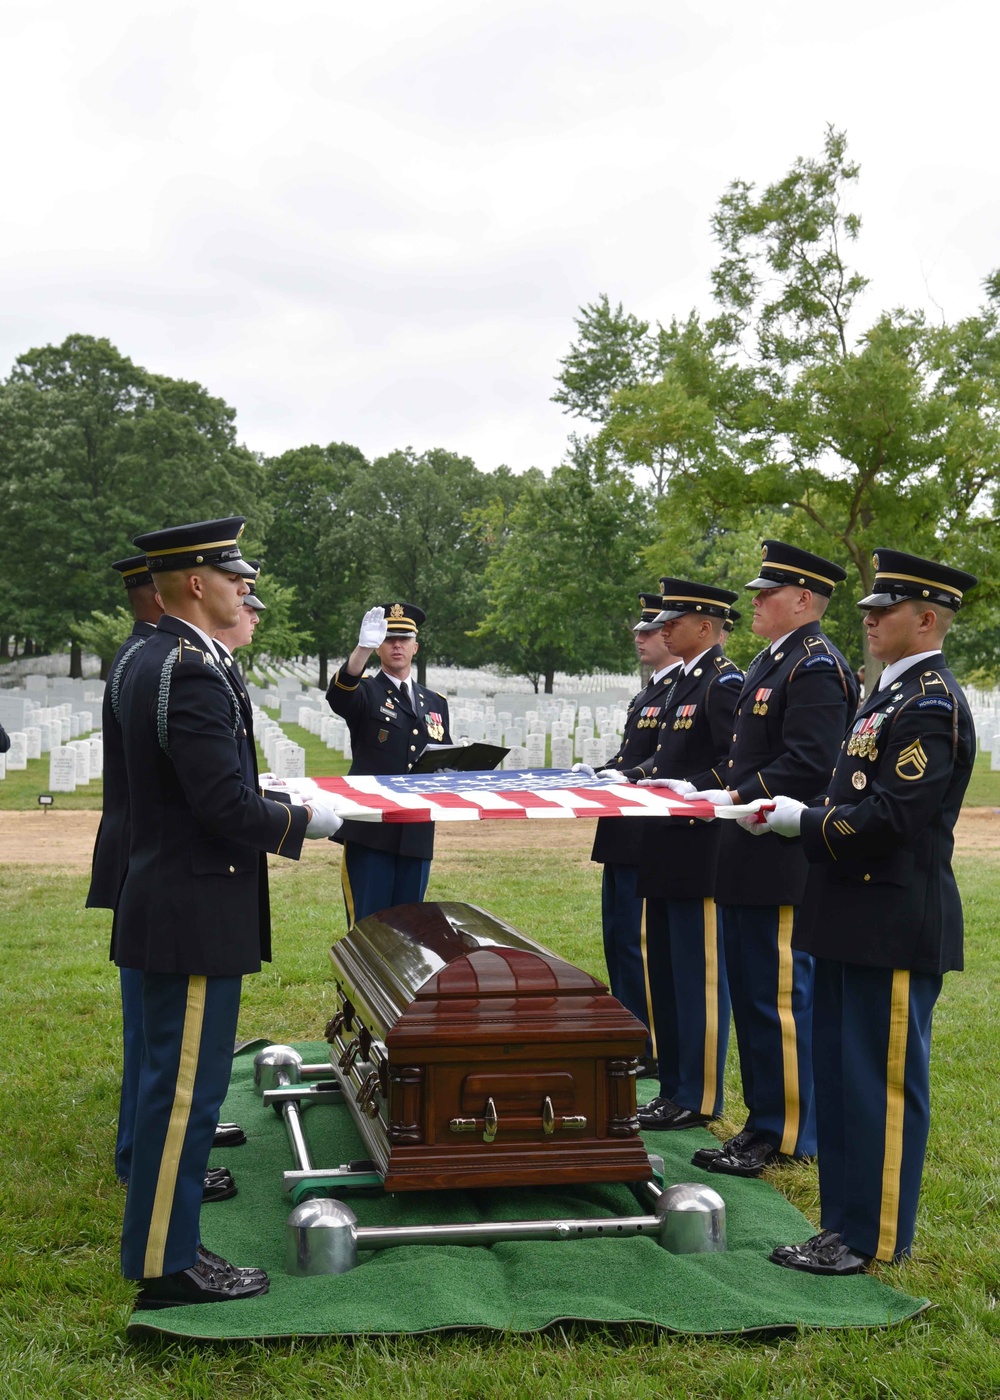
[{"left": 390, "top": 603, "right": 405, "bottom": 619}]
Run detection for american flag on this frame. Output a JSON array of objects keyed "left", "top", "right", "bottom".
[{"left": 261, "top": 768, "right": 766, "bottom": 825}]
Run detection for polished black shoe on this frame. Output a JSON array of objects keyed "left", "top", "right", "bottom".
[
  {"left": 202, "top": 1169, "right": 237, "bottom": 1203},
  {"left": 769, "top": 1228, "right": 840, "bottom": 1263},
  {"left": 197, "top": 1244, "right": 267, "bottom": 1285},
  {"left": 213, "top": 1122, "right": 247, "bottom": 1148},
  {"left": 637, "top": 1097, "right": 714, "bottom": 1131},
  {"left": 135, "top": 1256, "right": 269, "bottom": 1309},
  {"left": 690, "top": 1125, "right": 757, "bottom": 1169},
  {"left": 708, "top": 1133, "right": 787, "bottom": 1177},
  {"left": 769, "top": 1232, "right": 872, "bottom": 1275},
  {"left": 635, "top": 1057, "right": 659, "bottom": 1079}
]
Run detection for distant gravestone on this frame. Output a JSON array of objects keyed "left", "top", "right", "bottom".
[
  {"left": 550, "top": 737, "right": 573, "bottom": 768},
  {"left": 502, "top": 745, "right": 527, "bottom": 771},
  {"left": 70, "top": 741, "right": 91, "bottom": 783},
  {"left": 6, "top": 732, "right": 28, "bottom": 770},
  {"left": 89, "top": 737, "right": 104, "bottom": 777},
  {"left": 49, "top": 747, "right": 77, "bottom": 792},
  {"left": 24, "top": 727, "right": 42, "bottom": 760}
]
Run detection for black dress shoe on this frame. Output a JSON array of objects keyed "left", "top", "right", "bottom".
[
  {"left": 635, "top": 1057, "right": 659, "bottom": 1079},
  {"left": 213, "top": 1122, "right": 247, "bottom": 1148},
  {"left": 637, "top": 1098, "right": 714, "bottom": 1131},
  {"left": 136, "top": 1256, "right": 269, "bottom": 1309},
  {"left": 769, "top": 1228, "right": 840, "bottom": 1263},
  {"left": 197, "top": 1244, "right": 267, "bottom": 1285},
  {"left": 708, "top": 1133, "right": 787, "bottom": 1177},
  {"left": 769, "top": 1232, "right": 872, "bottom": 1275},
  {"left": 691, "top": 1125, "right": 757, "bottom": 1169},
  {"left": 202, "top": 1170, "right": 237, "bottom": 1203}
]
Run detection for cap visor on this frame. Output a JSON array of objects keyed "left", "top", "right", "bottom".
[
  {"left": 744, "top": 575, "right": 782, "bottom": 591},
  {"left": 210, "top": 558, "right": 258, "bottom": 578},
  {"left": 858, "top": 591, "right": 901, "bottom": 609},
  {"left": 652, "top": 608, "right": 684, "bottom": 624},
  {"left": 244, "top": 595, "right": 266, "bottom": 611},
  {"left": 633, "top": 620, "right": 663, "bottom": 632}
]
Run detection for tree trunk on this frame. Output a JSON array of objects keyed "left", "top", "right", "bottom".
[
  {"left": 0, "top": 633, "right": 9, "bottom": 660},
  {"left": 416, "top": 654, "right": 427, "bottom": 686},
  {"left": 70, "top": 641, "right": 83, "bottom": 678},
  {"left": 544, "top": 667, "right": 554, "bottom": 694},
  {"left": 100, "top": 655, "right": 111, "bottom": 681},
  {"left": 318, "top": 650, "right": 329, "bottom": 690}
]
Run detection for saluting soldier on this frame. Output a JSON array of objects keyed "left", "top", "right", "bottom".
[
  {"left": 751, "top": 551, "right": 977, "bottom": 1274},
  {"left": 326, "top": 602, "right": 452, "bottom": 927},
  {"left": 622, "top": 579, "right": 743, "bottom": 1130},
  {"left": 584, "top": 592, "right": 682, "bottom": 1072},
  {"left": 115, "top": 518, "right": 341, "bottom": 1308},
  {"left": 692, "top": 541, "right": 858, "bottom": 1177}
]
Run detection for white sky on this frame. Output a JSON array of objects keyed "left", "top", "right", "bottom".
[{"left": 1, "top": 0, "right": 996, "bottom": 473}]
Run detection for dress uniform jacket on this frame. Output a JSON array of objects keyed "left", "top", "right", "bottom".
[
  {"left": 326, "top": 665, "right": 452, "bottom": 860},
  {"left": 113, "top": 616, "right": 308, "bottom": 976},
  {"left": 634, "top": 648, "right": 744, "bottom": 900},
  {"left": 795, "top": 655, "right": 974, "bottom": 973},
  {"left": 715, "top": 624, "right": 858, "bottom": 906},
  {"left": 590, "top": 667, "right": 679, "bottom": 865},
  {"left": 0, "top": 722, "right": 10, "bottom": 753},
  {"left": 87, "top": 620, "right": 157, "bottom": 912}
]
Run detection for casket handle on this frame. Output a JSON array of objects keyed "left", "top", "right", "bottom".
[
  {"left": 448, "top": 1099, "right": 590, "bottom": 1139},
  {"left": 483, "top": 1096, "right": 499, "bottom": 1143}
]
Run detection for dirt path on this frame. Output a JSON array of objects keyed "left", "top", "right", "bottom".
[{"left": 2, "top": 807, "right": 997, "bottom": 871}]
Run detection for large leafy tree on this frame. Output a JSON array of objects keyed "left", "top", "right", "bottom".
[
  {"left": 475, "top": 440, "right": 648, "bottom": 692},
  {"left": 558, "top": 129, "right": 998, "bottom": 678},
  {"left": 336, "top": 449, "right": 524, "bottom": 684},
  {"left": 0, "top": 334, "right": 263, "bottom": 673},
  {"left": 260, "top": 441, "right": 369, "bottom": 688}
]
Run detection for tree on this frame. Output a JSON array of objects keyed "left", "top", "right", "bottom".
[
  {"left": 0, "top": 335, "right": 264, "bottom": 675},
  {"left": 70, "top": 606, "right": 134, "bottom": 680},
  {"left": 474, "top": 441, "right": 648, "bottom": 692},
  {"left": 337, "top": 449, "right": 524, "bottom": 684},
  {"left": 260, "top": 442, "right": 369, "bottom": 689},
  {"left": 565, "top": 129, "right": 998, "bottom": 678}
]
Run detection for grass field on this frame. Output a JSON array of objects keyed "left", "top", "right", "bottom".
[{"left": 2, "top": 713, "right": 999, "bottom": 1396}]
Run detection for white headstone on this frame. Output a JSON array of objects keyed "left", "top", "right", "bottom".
[
  {"left": 49, "top": 747, "right": 78, "bottom": 791},
  {"left": 502, "top": 745, "right": 528, "bottom": 771},
  {"left": 70, "top": 740, "right": 91, "bottom": 782},
  {"left": 88, "top": 736, "right": 104, "bottom": 777},
  {"left": 24, "top": 727, "right": 42, "bottom": 760},
  {"left": 550, "top": 737, "right": 573, "bottom": 768},
  {"left": 6, "top": 732, "right": 28, "bottom": 770}
]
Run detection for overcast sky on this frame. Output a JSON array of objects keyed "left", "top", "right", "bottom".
[{"left": 1, "top": 0, "right": 996, "bottom": 473}]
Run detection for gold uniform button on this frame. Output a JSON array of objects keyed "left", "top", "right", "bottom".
[
  {"left": 412, "top": 728, "right": 419, "bottom": 735},
  {"left": 824, "top": 797, "right": 830, "bottom": 806},
  {"left": 656, "top": 744, "right": 661, "bottom": 751},
  {"left": 863, "top": 873, "right": 871, "bottom": 882},
  {"left": 410, "top": 745, "right": 417, "bottom": 751},
  {"left": 732, "top": 734, "right": 737, "bottom": 743},
  {"left": 728, "top": 760, "right": 734, "bottom": 768},
  {"left": 228, "top": 865, "right": 236, "bottom": 874}
]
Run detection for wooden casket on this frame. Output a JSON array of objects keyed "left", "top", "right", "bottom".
[{"left": 325, "top": 902, "right": 651, "bottom": 1192}]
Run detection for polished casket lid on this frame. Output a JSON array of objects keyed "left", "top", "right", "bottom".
[{"left": 330, "top": 902, "right": 636, "bottom": 1046}]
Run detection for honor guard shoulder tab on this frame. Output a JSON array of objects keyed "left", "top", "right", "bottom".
[{"left": 791, "top": 634, "right": 850, "bottom": 699}]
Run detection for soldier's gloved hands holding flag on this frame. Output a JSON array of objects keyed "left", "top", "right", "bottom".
[
  {"left": 304, "top": 793, "right": 344, "bottom": 839},
  {"left": 637, "top": 777, "right": 696, "bottom": 796},
  {"left": 736, "top": 794, "right": 806, "bottom": 838}
]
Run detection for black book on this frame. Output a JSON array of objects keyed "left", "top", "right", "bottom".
[{"left": 410, "top": 742, "right": 509, "bottom": 774}]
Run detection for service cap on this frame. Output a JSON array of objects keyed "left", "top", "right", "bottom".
[
  {"left": 134, "top": 516, "right": 258, "bottom": 578},
  {"left": 858, "top": 549, "right": 977, "bottom": 611},
  {"left": 745, "top": 540, "right": 847, "bottom": 597}
]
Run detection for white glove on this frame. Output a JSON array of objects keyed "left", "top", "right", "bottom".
[
  {"left": 763, "top": 794, "right": 806, "bottom": 838},
  {"left": 594, "top": 769, "right": 628, "bottom": 784},
  {"left": 571, "top": 763, "right": 596, "bottom": 778},
  {"left": 638, "top": 777, "right": 696, "bottom": 796},
  {"left": 694, "top": 789, "right": 733, "bottom": 807},
  {"left": 304, "top": 793, "right": 344, "bottom": 839},
  {"left": 358, "top": 606, "right": 387, "bottom": 649}
]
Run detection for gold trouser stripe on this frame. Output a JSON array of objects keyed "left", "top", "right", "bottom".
[
  {"left": 700, "top": 898, "right": 719, "bottom": 1116},
  {"left": 341, "top": 855, "right": 355, "bottom": 929},
  {"left": 775, "top": 906, "right": 800, "bottom": 1155},
  {"left": 142, "top": 976, "right": 207, "bottom": 1278},
  {"left": 876, "top": 969, "right": 911, "bottom": 1261},
  {"left": 639, "top": 900, "right": 656, "bottom": 1058}
]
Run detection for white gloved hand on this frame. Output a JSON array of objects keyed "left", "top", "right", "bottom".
[
  {"left": 594, "top": 769, "right": 628, "bottom": 784},
  {"left": 638, "top": 777, "right": 696, "bottom": 795},
  {"left": 694, "top": 789, "right": 733, "bottom": 807},
  {"left": 358, "top": 606, "right": 387, "bottom": 649},
  {"left": 571, "top": 763, "right": 596, "bottom": 778},
  {"left": 763, "top": 794, "right": 806, "bottom": 838},
  {"left": 304, "top": 793, "right": 344, "bottom": 839}
]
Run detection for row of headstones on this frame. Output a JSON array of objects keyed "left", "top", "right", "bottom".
[
  {"left": 0, "top": 729, "right": 103, "bottom": 788},
  {"left": 256, "top": 712, "right": 308, "bottom": 779}
]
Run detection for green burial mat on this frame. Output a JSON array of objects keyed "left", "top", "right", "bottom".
[{"left": 128, "top": 1042, "right": 927, "bottom": 1340}]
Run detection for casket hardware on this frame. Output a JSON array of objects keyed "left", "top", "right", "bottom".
[
  {"left": 542, "top": 1095, "right": 555, "bottom": 1135},
  {"left": 338, "top": 1038, "right": 361, "bottom": 1072},
  {"left": 483, "top": 1096, "right": 498, "bottom": 1143},
  {"left": 357, "top": 1071, "right": 381, "bottom": 1118}
]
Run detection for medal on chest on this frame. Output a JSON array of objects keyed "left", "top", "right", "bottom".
[
  {"left": 846, "top": 710, "right": 886, "bottom": 760},
  {"left": 637, "top": 705, "right": 662, "bottom": 730},
  {"left": 752, "top": 688, "right": 772, "bottom": 716},
  {"left": 426, "top": 710, "right": 445, "bottom": 742},
  {"left": 673, "top": 703, "right": 697, "bottom": 730}
]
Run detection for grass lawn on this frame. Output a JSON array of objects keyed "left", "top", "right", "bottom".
[{"left": 1, "top": 839, "right": 999, "bottom": 1398}]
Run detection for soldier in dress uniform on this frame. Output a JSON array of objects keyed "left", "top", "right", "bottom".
[
  {"left": 114, "top": 517, "right": 341, "bottom": 1308},
  {"left": 86, "top": 555, "right": 165, "bottom": 1188},
  {"left": 721, "top": 607, "right": 739, "bottom": 648},
  {"left": 326, "top": 602, "right": 452, "bottom": 927},
  {"left": 585, "top": 592, "right": 682, "bottom": 1073},
  {"left": 621, "top": 580, "right": 744, "bottom": 1130},
  {"left": 0, "top": 723, "right": 9, "bottom": 753},
  {"left": 214, "top": 560, "right": 264, "bottom": 714},
  {"left": 748, "top": 550, "right": 977, "bottom": 1274},
  {"left": 690, "top": 541, "right": 858, "bottom": 1177}
]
